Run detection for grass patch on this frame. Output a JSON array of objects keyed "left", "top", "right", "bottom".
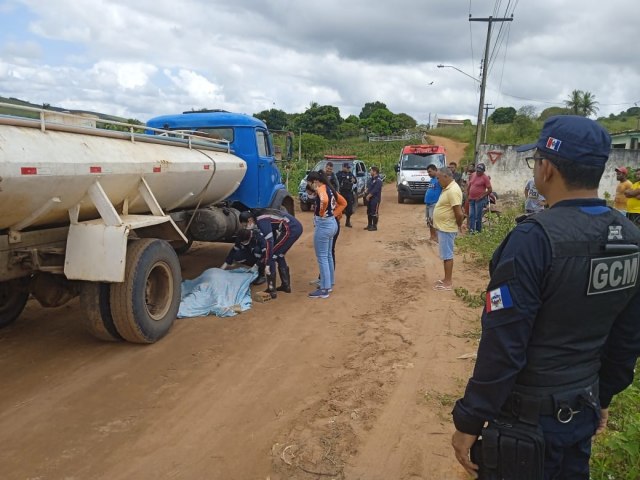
[
  {"left": 453, "top": 327, "right": 482, "bottom": 341},
  {"left": 456, "top": 209, "right": 521, "bottom": 267},
  {"left": 454, "top": 287, "right": 485, "bottom": 308},
  {"left": 423, "top": 390, "right": 458, "bottom": 408},
  {"left": 591, "top": 363, "right": 640, "bottom": 479}
]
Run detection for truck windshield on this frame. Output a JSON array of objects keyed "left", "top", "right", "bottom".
[
  {"left": 400, "top": 153, "right": 445, "bottom": 170},
  {"left": 194, "top": 127, "right": 234, "bottom": 142}
]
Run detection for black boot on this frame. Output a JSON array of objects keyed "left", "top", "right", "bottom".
[
  {"left": 252, "top": 265, "right": 266, "bottom": 285},
  {"left": 345, "top": 216, "right": 352, "bottom": 228},
  {"left": 265, "top": 271, "right": 278, "bottom": 299},
  {"left": 276, "top": 265, "right": 291, "bottom": 293},
  {"left": 364, "top": 215, "right": 372, "bottom": 230},
  {"left": 370, "top": 216, "right": 378, "bottom": 231}
]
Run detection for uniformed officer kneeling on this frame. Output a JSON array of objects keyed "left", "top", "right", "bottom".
[{"left": 451, "top": 115, "right": 640, "bottom": 480}]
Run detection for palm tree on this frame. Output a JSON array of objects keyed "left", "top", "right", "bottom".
[
  {"left": 579, "top": 91, "right": 599, "bottom": 117},
  {"left": 565, "top": 90, "right": 583, "bottom": 115},
  {"left": 564, "top": 90, "right": 599, "bottom": 117}
]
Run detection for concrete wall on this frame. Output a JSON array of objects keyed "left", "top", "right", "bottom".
[{"left": 478, "top": 145, "right": 640, "bottom": 200}]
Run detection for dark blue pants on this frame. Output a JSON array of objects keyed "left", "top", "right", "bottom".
[
  {"left": 367, "top": 197, "right": 380, "bottom": 217},
  {"left": 539, "top": 408, "right": 599, "bottom": 480},
  {"left": 469, "top": 198, "right": 486, "bottom": 233},
  {"left": 272, "top": 223, "right": 302, "bottom": 269}
]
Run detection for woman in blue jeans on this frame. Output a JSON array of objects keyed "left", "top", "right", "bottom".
[{"left": 307, "top": 171, "right": 338, "bottom": 299}]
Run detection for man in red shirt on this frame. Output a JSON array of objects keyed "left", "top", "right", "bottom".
[{"left": 466, "top": 163, "right": 492, "bottom": 233}]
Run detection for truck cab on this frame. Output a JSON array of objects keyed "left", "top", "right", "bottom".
[
  {"left": 395, "top": 145, "right": 446, "bottom": 204},
  {"left": 146, "top": 110, "right": 294, "bottom": 214}
]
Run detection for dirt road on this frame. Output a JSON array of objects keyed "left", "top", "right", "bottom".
[{"left": 0, "top": 136, "right": 485, "bottom": 480}]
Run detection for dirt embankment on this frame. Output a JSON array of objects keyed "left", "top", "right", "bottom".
[{"left": 0, "top": 136, "right": 488, "bottom": 480}]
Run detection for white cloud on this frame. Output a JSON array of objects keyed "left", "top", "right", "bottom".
[
  {"left": 0, "top": 0, "right": 638, "bottom": 124},
  {"left": 89, "top": 61, "right": 157, "bottom": 90},
  {"left": 163, "top": 69, "right": 225, "bottom": 107}
]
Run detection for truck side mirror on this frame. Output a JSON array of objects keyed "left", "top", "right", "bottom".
[
  {"left": 394, "top": 165, "right": 400, "bottom": 173},
  {"left": 356, "top": 172, "right": 365, "bottom": 178}
]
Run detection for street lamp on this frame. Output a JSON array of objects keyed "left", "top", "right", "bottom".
[{"left": 437, "top": 64, "right": 480, "bottom": 83}]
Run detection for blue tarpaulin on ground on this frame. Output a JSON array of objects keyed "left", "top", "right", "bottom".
[{"left": 177, "top": 266, "right": 258, "bottom": 318}]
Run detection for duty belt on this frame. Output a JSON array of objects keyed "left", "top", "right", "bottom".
[{"left": 503, "top": 380, "right": 599, "bottom": 425}]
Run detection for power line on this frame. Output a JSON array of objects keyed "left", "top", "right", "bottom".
[{"left": 469, "top": 14, "right": 513, "bottom": 162}]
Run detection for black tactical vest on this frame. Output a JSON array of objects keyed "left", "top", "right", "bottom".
[{"left": 513, "top": 205, "right": 640, "bottom": 390}]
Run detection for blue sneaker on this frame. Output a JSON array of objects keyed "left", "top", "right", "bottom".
[{"left": 308, "top": 288, "right": 330, "bottom": 299}]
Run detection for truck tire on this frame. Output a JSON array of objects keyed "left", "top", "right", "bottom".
[
  {"left": 0, "top": 277, "right": 30, "bottom": 329},
  {"left": 300, "top": 201, "right": 311, "bottom": 212},
  {"left": 110, "top": 239, "right": 181, "bottom": 344},
  {"left": 79, "top": 283, "right": 123, "bottom": 341},
  {"left": 397, "top": 193, "right": 405, "bottom": 204}
]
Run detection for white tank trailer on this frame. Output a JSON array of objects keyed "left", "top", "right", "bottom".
[{"left": 0, "top": 104, "right": 247, "bottom": 343}]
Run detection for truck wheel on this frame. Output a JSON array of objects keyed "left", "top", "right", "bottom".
[
  {"left": 0, "top": 277, "right": 30, "bottom": 329},
  {"left": 300, "top": 201, "right": 311, "bottom": 212},
  {"left": 110, "top": 239, "right": 181, "bottom": 344},
  {"left": 79, "top": 283, "right": 122, "bottom": 341},
  {"left": 397, "top": 193, "right": 405, "bottom": 204}
]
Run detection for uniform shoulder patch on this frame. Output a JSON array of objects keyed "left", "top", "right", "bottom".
[{"left": 486, "top": 285, "right": 514, "bottom": 313}]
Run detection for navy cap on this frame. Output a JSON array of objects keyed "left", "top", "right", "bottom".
[
  {"left": 343, "top": 162, "right": 351, "bottom": 168},
  {"left": 515, "top": 115, "right": 611, "bottom": 167}
]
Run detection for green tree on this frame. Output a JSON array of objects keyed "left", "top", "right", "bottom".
[
  {"left": 337, "top": 122, "right": 361, "bottom": 138},
  {"left": 490, "top": 107, "right": 517, "bottom": 124},
  {"left": 393, "top": 113, "right": 418, "bottom": 130},
  {"left": 517, "top": 105, "right": 537, "bottom": 119},
  {"left": 565, "top": 89, "right": 583, "bottom": 115},
  {"left": 345, "top": 114, "right": 360, "bottom": 125},
  {"left": 359, "top": 101, "right": 387, "bottom": 120},
  {"left": 539, "top": 106, "right": 570, "bottom": 121},
  {"left": 510, "top": 114, "right": 538, "bottom": 141},
  {"left": 361, "top": 108, "right": 394, "bottom": 136},
  {"left": 297, "top": 104, "right": 343, "bottom": 138},
  {"left": 254, "top": 108, "right": 288, "bottom": 130},
  {"left": 300, "top": 133, "right": 327, "bottom": 161},
  {"left": 580, "top": 91, "right": 599, "bottom": 117},
  {"left": 565, "top": 90, "right": 599, "bottom": 117}
]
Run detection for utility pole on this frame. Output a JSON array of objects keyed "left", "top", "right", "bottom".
[
  {"left": 483, "top": 103, "right": 495, "bottom": 143},
  {"left": 470, "top": 15, "right": 513, "bottom": 162}
]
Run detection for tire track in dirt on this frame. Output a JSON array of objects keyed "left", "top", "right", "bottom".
[{"left": 270, "top": 204, "right": 478, "bottom": 480}]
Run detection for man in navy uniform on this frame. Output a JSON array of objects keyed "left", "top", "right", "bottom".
[
  {"left": 336, "top": 162, "right": 357, "bottom": 227},
  {"left": 364, "top": 166, "right": 382, "bottom": 231},
  {"left": 220, "top": 228, "right": 268, "bottom": 285},
  {"left": 451, "top": 116, "right": 640, "bottom": 479},
  {"left": 239, "top": 210, "right": 302, "bottom": 297}
]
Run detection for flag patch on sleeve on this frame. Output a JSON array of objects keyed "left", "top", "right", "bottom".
[{"left": 486, "top": 285, "right": 513, "bottom": 313}]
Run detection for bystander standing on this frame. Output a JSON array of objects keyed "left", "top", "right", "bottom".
[
  {"left": 432, "top": 167, "right": 463, "bottom": 291},
  {"left": 614, "top": 167, "right": 633, "bottom": 216},
  {"left": 624, "top": 167, "right": 640, "bottom": 226},
  {"left": 424, "top": 164, "right": 442, "bottom": 243}
]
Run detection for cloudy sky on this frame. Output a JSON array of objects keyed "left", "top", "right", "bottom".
[{"left": 1, "top": 0, "right": 638, "bottom": 125}]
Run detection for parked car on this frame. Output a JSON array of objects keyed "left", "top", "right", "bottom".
[{"left": 298, "top": 155, "right": 369, "bottom": 212}]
